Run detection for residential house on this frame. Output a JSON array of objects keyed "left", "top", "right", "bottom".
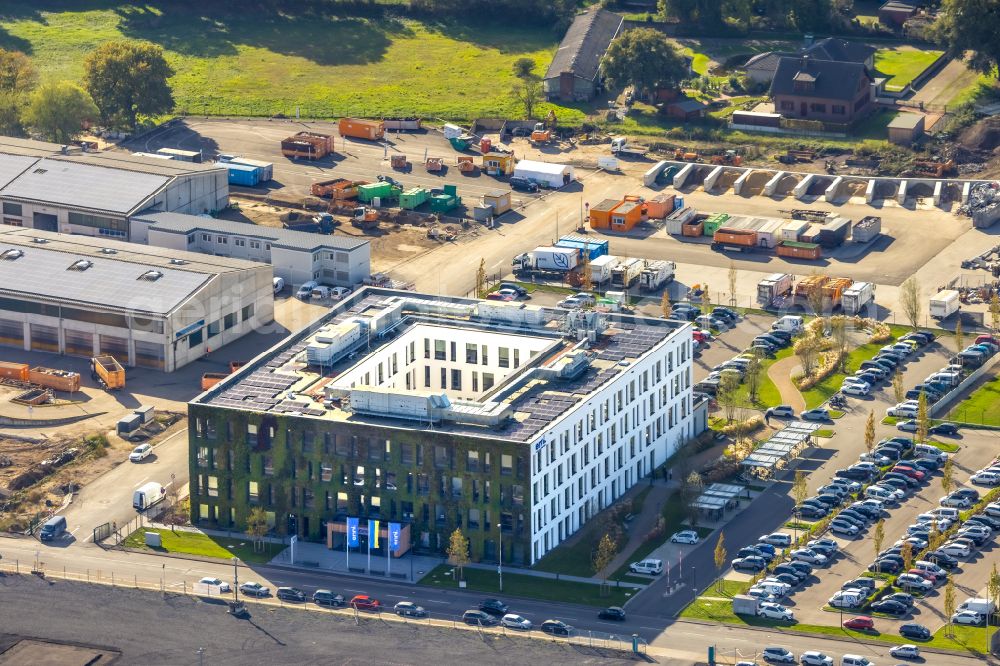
[
  {"left": 543, "top": 7, "right": 624, "bottom": 102},
  {"left": 744, "top": 37, "right": 874, "bottom": 85},
  {"left": 770, "top": 56, "right": 874, "bottom": 124}
]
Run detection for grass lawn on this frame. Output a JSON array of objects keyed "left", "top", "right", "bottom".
[
  {"left": 875, "top": 47, "right": 944, "bottom": 92},
  {"left": 948, "top": 373, "right": 1000, "bottom": 426},
  {"left": 801, "top": 339, "right": 890, "bottom": 409},
  {"left": 0, "top": 2, "right": 579, "bottom": 122},
  {"left": 812, "top": 429, "right": 835, "bottom": 438},
  {"left": 755, "top": 346, "right": 795, "bottom": 408},
  {"left": 680, "top": 597, "right": 996, "bottom": 654},
  {"left": 123, "top": 527, "right": 277, "bottom": 564},
  {"left": 419, "top": 564, "right": 633, "bottom": 607}
]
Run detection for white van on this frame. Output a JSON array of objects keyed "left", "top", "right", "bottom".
[
  {"left": 932, "top": 507, "right": 960, "bottom": 520},
  {"left": 958, "top": 598, "right": 997, "bottom": 615},
  {"left": 841, "top": 655, "right": 874, "bottom": 666},
  {"left": 272, "top": 276, "right": 285, "bottom": 294},
  {"left": 310, "top": 286, "right": 333, "bottom": 300},
  {"left": 628, "top": 559, "right": 663, "bottom": 575},
  {"left": 772, "top": 315, "right": 803, "bottom": 334},
  {"left": 914, "top": 444, "right": 947, "bottom": 462},
  {"left": 758, "top": 580, "right": 790, "bottom": 597}
]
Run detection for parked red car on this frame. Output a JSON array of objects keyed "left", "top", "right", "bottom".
[
  {"left": 908, "top": 568, "right": 940, "bottom": 585},
  {"left": 891, "top": 465, "right": 925, "bottom": 481},
  {"left": 976, "top": 335, "right": 998, "bottom": 345},
  {"left": 350, "top": 594, "right": 382, "bottom": 611},
  {"left": 843, "top": 616, "right": 875, "bottom": 631}
]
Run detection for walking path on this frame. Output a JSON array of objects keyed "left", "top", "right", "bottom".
[
  {"left": 767, "top": 355, "right": 806, "bottom": 413},
  {"left": 600, "top": 480, "right": 678, "bottom": 578}
]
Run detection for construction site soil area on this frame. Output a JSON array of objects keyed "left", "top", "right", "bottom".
[{"left": 220, "top": 197, "right": 469, "bottom": 273}]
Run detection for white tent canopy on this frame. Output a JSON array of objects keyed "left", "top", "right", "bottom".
[{"left": 513, "top": 160, "right": 575, "bottom": 188}]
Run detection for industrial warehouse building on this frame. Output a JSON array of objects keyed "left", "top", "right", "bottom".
[
  {"left": 189, "top": 290, "right": 705, "bottom": 565},
  {"left": 0, "top": 228, "right": 273, "bottom": 371},
  {"left": 0, "top": 136, "right": 228, "bottom": 240},
  {"left": 133, "top": 212, "right": 371, "bottom": 289}
]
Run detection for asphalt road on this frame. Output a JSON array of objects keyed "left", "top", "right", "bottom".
[{"left": 0, "top": 552, "right": 988, "bottom": 666}]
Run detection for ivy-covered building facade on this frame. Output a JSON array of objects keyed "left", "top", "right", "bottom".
[{"left": 189, "top": 290, "right": 703, "bottom": 566}]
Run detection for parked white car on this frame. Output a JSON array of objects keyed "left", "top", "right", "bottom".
[
  {"left": 986, "top": 501, "right": 1000, "bottom": 517},
  {"left": 758, "top": 602, "right": 794, "bottom": 621},
  {"left": 841, "top": 383, "right": 870, "bottom": 397},
  {"left": 790, "top": 549, "right": 827, "bottom": 565},
  {"left": 952, "top": 610, "right": 984, "bottom": 625},
  {"left": 800, "top": 651, "right": 834, "bottom": 666},
  {"left": 971, "top": 471, "right": 1000, "bottom": 486},
  {"left": 759, "top": 532, "right": 792, "bottom": 547},
  {"left": 501, "top": 613, "right": 532, "bottom": 630},
  {"left": 670, "top": 530, "right": 700, "bottom": 545},
  {"left": 197, "top": 577, "right": 231, "bottom": 594}
]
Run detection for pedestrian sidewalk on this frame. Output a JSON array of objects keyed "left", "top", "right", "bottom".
[
  {"left": 463, "top": 561, "right": 644, "bottom": 588},
  {"left": 600, "top": 479, "right": 679, "bottom": 578}
]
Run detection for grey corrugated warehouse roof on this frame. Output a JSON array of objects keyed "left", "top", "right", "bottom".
[
  {"left": 544, "top": 7, "right": 623, "bottom": 83},
  {"left": 0, "top": 228, "right": 263, "bottom": 315},
  {"left": 0, "top": 154, "right": 37, "bottom": 190},
  {"left": 0, "top": 158, "right": 169, "bottom": 215},
  {"left": 135, "top": 211, "right": 370, "bottom": 252}
]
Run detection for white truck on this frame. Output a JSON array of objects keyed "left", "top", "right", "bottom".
[
  {"left": 133, "top": 481, "right": 165, "bottom": 511},
  {"left": 512, "top": 246, "right": 579, "bottom": 275},
  {"left": 638, "top": 260, "right": 676, "bottom": 291},
  {"left": 842, "top": 281, "right": 876, "bottom": 315},
  {"left": 757, "top": 273, "right": 794, "bottom": 308},
  {"left": 610, "top": 137, "right": 649, "bottom": 158},
  {"left": 929, "top": 289, "right": 960, "bottom": 320},
  {"left": 610, "top": 257, "right": 644, "bottom": 288},
  {"left": 957, "top": 597, "right": 996, "bottom": 616},
  {"left": 589, "top": 255, "right": 618, "bottom": 285}
]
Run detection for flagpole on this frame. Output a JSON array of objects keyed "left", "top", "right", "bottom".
[{"left": 367, "top": 526, "right": 371, "bottom": 574}]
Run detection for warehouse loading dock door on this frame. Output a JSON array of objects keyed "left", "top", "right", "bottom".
[
  {"left": 32, "top": 212, "right": 57, "bottom": 232},
  {"left": 99, "top": 334, "right": 129, "bottom": 364},
  {"left": 0, "top": 319, "right": 23, "bottom": 348}
]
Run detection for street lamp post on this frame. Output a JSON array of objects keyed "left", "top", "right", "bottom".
[
  {"left": 232, "top": 556, "right": 239, "bottom": 602},
  {"left": 497, "top": 523, "right": 503, "bottom": 593}
]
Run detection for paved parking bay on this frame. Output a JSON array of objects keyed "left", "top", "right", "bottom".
[{"left": 709, "top": 337, "right": 1000, "bottom": 633}]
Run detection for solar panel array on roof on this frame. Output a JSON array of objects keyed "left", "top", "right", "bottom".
[{"left": 595, "top": 326, "right": 669, "bottom": 362}]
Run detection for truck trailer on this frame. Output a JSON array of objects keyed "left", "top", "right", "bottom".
[
  {"left": 929, "top": 289, "right": 960, "bottom": 320},
  {"left": 611, "top": 257, "right": 643, "bottom": 288},
  {"left": 588, "top": 255, "right": 617, "bottom": 285},
  {"left": 638, "top": 260, "right": 676, "bottom": 291},
  {"left": 757, "top": 273, "right": 794, "bottom": 307},
  {"left": 512, "top": 247, "right": 580, "bottom": 275},
  {"left": 842, "top": 281, "right": 876, "bottom": 315}
]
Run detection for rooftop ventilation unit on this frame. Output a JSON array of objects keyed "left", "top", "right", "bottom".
[
  {"left": 138, "top": 270, "right": 164, "bottom": 281},
  {"left": 169, "top": 258, "right": 187, "bottom": 265},
  {"left": 31, "top": 237, "right": 48, "bottom": 244},
  {"left": 0, "top": 249, "right": 24, "bottom": 261},
  {"left": 68, "top": 259, "right": 93, "bottom": 271},
  {"left": 101, "top": 248, "right": 117, "bottom": 254}
]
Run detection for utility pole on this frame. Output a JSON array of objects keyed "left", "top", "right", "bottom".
[{"left": 497, "top": 524, "right": 503, "bottom": 593}]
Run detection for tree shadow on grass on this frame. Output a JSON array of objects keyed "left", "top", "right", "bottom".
[{"left": 114, "top": 2, "right": 405, "bottom": 66}]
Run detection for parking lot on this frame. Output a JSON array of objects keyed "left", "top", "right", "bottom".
[{"left": 713, "top": 330, "right": 1000, "bottom": 635}]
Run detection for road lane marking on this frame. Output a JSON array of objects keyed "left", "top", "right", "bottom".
[{"left": 133, "top": 477, "right": 149, "bottom": 488}]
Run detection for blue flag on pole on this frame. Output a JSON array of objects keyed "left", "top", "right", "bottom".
[
  {"left": 388, "top": 522, "right": 401, "bottom": 552},
  {"left": 346, "top": 517, "right": 359, "bottom": 548}
]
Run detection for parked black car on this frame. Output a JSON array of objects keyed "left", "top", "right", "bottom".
[
  {"left": 276, "top": 587, "right": 307, "bottom": 602},
  {"left": 869, "top": 559, "right": 902, "bottom": 574},
  {"left": 540, "top": 620, "right": 573, "bottom": 636},
  {"left": 924, "top": 550, "right": 959, "bottom": 569},
  {"left": 509, "top": 176, "right": 538, "bottom": 192},
  {"left": 929, "top": 422, "right": 959, "bottom": 435},
  {"left": 900, "top": 623, "right": 931, "bottom": 640},
  {"left": 312, "top": 589, "right": 345, "bottom": 606},
  {"left": 871, "top": 599, "right": 908, "bottom": 616}
]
